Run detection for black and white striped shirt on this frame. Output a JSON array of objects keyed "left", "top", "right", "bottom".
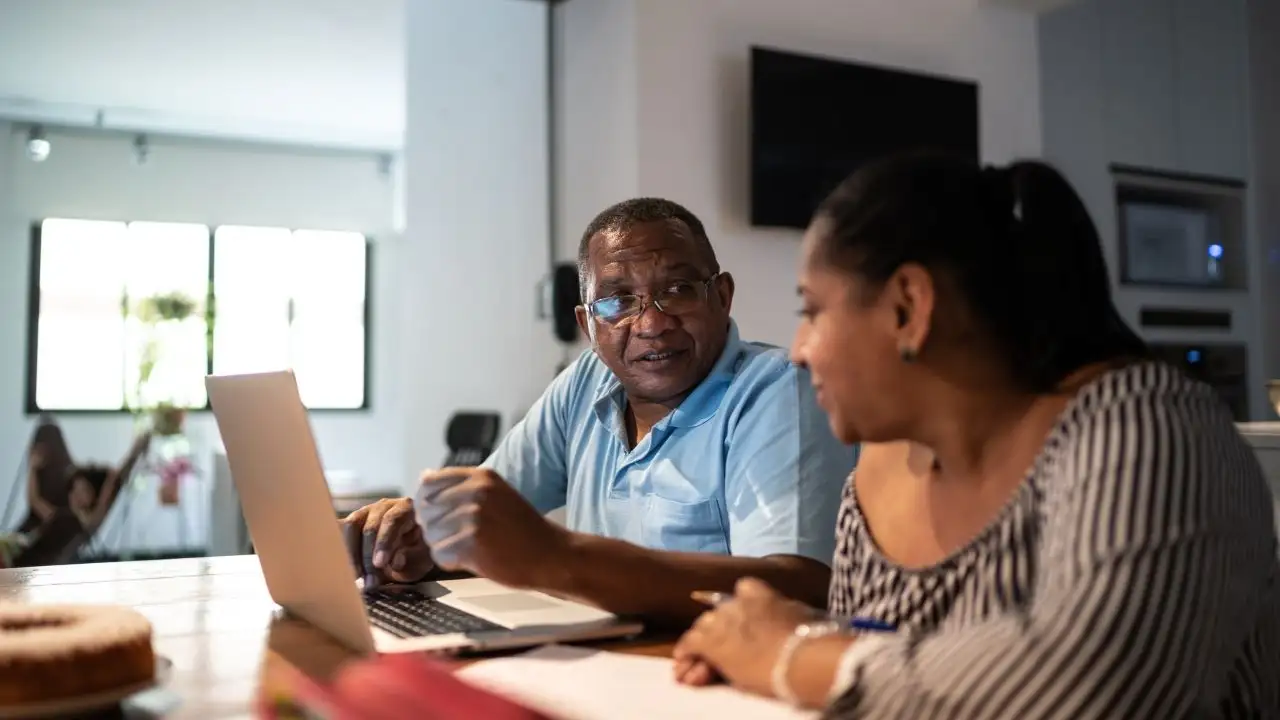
[{"left": 826, "top": 362, "right": 1279, "bottom": 719}]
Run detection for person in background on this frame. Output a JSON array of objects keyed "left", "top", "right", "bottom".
[
  {"left": 28, "top": 430, "right": 152, "bottom": 536},
  {"left": 344, "top": 198, "right": 855, "bottom": 625},
  {"left": 672, "top": 153, "right": 1279, "bottom": 718},
  {"left": 7, "top": 431, "right": 153, "bottom": 566}
]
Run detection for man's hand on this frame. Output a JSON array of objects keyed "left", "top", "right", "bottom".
[
  {"left": 341, "top": 498, "right": 435, "bottom": 589},
  {"left": 415, "top": 467, "right": 569, "bottom": 589}
]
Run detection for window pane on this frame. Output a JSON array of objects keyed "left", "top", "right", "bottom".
[
  {"left": 35, "top": 314, "right": 126, "bottom": 410},
  {"left": 39, "top": 219, "right": 129, "bottom": 293},
  {"left": 292, "top": 302, "right": 365, "bottom": 409},
  {"left": 212, "top": 226, "right": 292, "bottom": 376},
  {"left": 33, "top": 219, "right": 210, "bottom": 411},
  {"left": 35, "top": 220, "right": 129, "bottom": 410},
  {"left": 213, "top": 225, "right": 293, "bottom": 303},
  {"left": 292, "top": 230, "right": 366, "bottom": 303},
  {"left": 212, "top": 300, "right": 290, "bottom": 375},
  {"left": 213, "top": 226, "right": 367, "bottom": 409},
  {"left": 122, "top": 222, "right": 210, "bottom": 409}
]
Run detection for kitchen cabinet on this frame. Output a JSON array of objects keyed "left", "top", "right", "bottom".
[
  {"left": 1173, "top": 0, "right": 1249, "bottom": 179},
  {"left": 1100, "top": 0, "right": 1178, "bottom": 171},
  {"left": 1062, "top": 0, "right": 1249, "bottom": 180}
]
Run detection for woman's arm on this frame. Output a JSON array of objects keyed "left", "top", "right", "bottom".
[
  {"left": 821, "top": 393, "right": 1276, "bottom": 718},
  {"left": 26, "top": 453, "right": 56, "bottom": 521},
  {"left": 81, "top": 469, "right": 122, "bottom": 531}
]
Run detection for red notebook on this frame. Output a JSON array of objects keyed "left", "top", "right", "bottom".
[{"left": 259, "top": 652, "right": 555, "bottom": 720}]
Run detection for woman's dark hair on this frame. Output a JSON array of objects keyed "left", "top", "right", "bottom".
[
  {"left": 814, "top": 151, "right": 1147, "bottom": 392},
  {"left": 68, "top": 465, "right": 113, "bottom": 495}
]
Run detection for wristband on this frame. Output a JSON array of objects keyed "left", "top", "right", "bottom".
[
  {"left": 771, "top": 620, "right": 843, "bottom": 704},
  {"left": 770, "top": 633, "right": 806, "bottom": 704}
]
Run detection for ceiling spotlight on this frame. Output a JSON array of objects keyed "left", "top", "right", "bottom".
[
  {"left": 26, "top": 126, "right": 50, "bottom": 162},
  {"left": 132, "top": 134, "right": 150, "bottom": 166}
]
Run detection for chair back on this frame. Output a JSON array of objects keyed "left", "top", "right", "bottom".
[{"left": 444, "top": 412, "right": 501, "bottom": 467}]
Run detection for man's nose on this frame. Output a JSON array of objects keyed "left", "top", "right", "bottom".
[{"left": 630, "top": 302, "right": 679, "bottom": 338}]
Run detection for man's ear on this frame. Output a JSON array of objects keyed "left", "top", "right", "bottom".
[
  {"left": 574, "top": 305, "right": 594, "bottom": 345},
  {"left": 715, "top": 272, "right": 735, "bottom": 316}
]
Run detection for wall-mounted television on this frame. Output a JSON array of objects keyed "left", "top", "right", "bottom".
[{"left": 750, "top": 46, "right": 980, "bottom": 229}]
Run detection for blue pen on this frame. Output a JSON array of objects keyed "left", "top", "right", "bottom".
[
  {"left": 693, "top": 591, "right": 896, "bottom": 633},
  {"left": 846, "top": 616, "right": 896, "bottom": 633}
]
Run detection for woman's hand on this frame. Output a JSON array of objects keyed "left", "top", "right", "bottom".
[{"left": 672, "top": 577, "right": 819, "bottom": 697}]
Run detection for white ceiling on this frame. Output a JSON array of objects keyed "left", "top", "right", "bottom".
[
  {"left": 978, "top": 0, "right": 1081, "bottom": 12},
  {"left": 0, "top": 0, "right": 404, "bottom": 150}
]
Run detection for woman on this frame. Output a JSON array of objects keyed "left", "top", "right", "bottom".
[{"left": 672, "top": 153, "right": 1279, "bottom": 718}]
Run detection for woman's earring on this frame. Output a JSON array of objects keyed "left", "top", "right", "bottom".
[{"left": 899, "top": 346, "right": 917, "bottom": 363}]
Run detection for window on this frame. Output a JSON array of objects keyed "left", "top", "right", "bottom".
[{"left": 26, "top": 219, "right": 370, "bottom": 412}]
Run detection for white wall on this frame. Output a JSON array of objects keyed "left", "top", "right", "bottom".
[
  {"left": 399, "top": 0, "right": 558, "bottom": 483},
  {"left": 556, "top": 0, "right": 1042, "bottom": 346},
  {"left": 0, "top": 126, "right": 401, "bottom": 552},
  {"left": 0, "top": 0, "right": 404, "bottom": 150},
  {"left": 553, "top": 0, "right": 640, "bottom": 263}
]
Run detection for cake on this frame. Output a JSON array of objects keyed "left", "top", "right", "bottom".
[{"left": 0, "top": 603, "right": 155, "bottom": 706}]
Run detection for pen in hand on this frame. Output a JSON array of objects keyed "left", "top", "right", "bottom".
[{"left": 691, "top": 590, "right": 897, "bottom": 633}]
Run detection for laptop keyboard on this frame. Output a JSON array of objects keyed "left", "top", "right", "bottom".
[{"left": 364, "top": 588, "right": 504, "bottom": 638}]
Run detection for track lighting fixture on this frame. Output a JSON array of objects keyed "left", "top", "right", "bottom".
[
  {"left": 132, "top": 134, "right": 150, "bottom": 165},
  {"left": 26, "top": 126, "right": 50, "bottom": 162}
]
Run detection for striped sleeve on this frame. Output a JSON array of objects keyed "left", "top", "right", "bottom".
[{"left": 825, "top": 384, "right": 1276, "bottom": 718}]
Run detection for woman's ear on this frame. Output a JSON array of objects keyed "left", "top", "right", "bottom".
[{"left": 885, "top": 263, "right": 936, "bottom": 360}]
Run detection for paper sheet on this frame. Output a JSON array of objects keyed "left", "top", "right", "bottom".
[{"left": 456, "top": 645, "right": 818, "bottom": 720}]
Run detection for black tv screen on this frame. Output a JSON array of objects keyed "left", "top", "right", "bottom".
[{"left": 750, "top": 47, "right": 980, "bottom": 229}]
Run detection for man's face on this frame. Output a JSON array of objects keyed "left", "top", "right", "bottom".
[{"left": 575, "top": 219, "right": 733, "bottom": 405}]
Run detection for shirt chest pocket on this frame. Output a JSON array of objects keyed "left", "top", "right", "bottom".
[{"left": 637, "top": 495, "right": 729, "bottom": 554}]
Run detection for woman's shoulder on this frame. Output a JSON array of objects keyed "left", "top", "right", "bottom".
[
  {"left": 1038, "top": 361, "right": 1274, "bottom": 544},
  {"left": 1048, "top": 360, "right": 1237, "bottom": 450}
]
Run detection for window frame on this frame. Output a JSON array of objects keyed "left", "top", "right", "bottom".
[{"left": 23, "top": 221, "right": 374, "bottom": 415}]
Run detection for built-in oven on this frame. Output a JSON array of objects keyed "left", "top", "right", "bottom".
[{"left": 1147, "top": 342, "right": 1248, "bottom": 421}]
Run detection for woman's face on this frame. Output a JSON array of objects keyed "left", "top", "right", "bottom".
[
  {"left": 69, "top": 477, "right": 95, "bottom": 511},
  {"left": 790, "top": 227, "right": 922, "bottom": 445}
]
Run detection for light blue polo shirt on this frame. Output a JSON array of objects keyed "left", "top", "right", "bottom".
[{"left": 483, "top": 322, "right": 855, "bottom": 564}]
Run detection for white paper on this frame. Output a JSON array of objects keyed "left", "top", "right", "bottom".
[{"left": 456, "top": 645, "right": 818, "bottom": 720}]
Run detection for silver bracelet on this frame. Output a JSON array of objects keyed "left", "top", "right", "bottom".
[
  {"left": 772, "top": 620, "right": 843, "bottom": 705},
  {"left": 770, "top": 632, "right": 807, "bottom": 704}
]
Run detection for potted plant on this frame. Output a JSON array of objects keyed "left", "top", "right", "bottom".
[
  {"left": 128, "top": 290, "right": 198, "bottom": 419},
  {"left": 126, "top": 289, "right": 203, "bottom": 506}
]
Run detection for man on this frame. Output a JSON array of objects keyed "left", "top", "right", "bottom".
[{"left": 344, "top": 198, "right": 854, "bottom": 626}]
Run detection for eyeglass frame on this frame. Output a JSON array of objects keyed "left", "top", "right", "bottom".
[{"left": 581, "top": 272, "right": 723, "bottom": 326}]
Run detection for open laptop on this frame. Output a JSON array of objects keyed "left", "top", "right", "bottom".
[{"left": 206, "top": 370, "right": 643, "bottom": 655}]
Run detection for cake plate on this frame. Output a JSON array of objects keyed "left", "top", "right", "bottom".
[{"left": 0, "top": 655, "right": 173, "bottom": 719}]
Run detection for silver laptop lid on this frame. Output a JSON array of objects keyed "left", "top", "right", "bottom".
[{"left": 206, "top": 370, "right": 376, "bottom": 654}]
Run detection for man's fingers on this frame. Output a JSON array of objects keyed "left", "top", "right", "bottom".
[
  {"left": 415, "top": 482, "right": 478, "bottom": 528},
  {"left": 421, "top": 502, "right": 475, "bottom": 550},
  {"left": 358, "top": 503, "right": 398, "bottom": 586},
  {"left": 417, "top": 469, "right": 471, "bottom": 505},
  {"left": 373, "top": 502, "right": 414, "bottom": 566},
  {"left": 426, "top": 520, "right": 478, "bottom": 571},
  {"left": 340, "top": 509, "right": 369, "bottom": 577}
]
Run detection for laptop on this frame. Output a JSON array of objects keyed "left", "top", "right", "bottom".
[{"left": 206, "top": 370, "right": 644, "bottom": 655}]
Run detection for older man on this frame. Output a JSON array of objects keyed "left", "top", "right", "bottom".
[{"left": 344, "top": 198, "right": 854, "bottom": 625}]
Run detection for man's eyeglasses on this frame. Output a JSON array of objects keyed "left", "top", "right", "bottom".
[{"left": 585, "top": 273, "right": 720, "bottom": 325}]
